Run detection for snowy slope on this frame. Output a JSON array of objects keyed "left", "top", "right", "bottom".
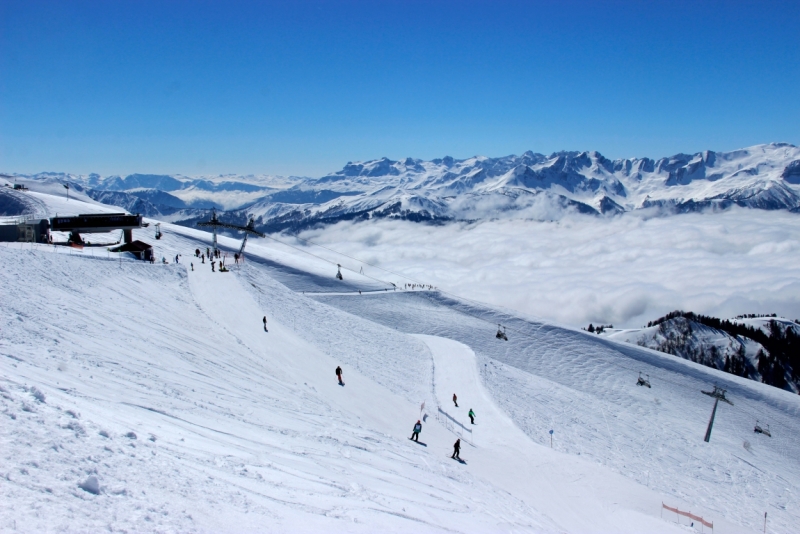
[
  {"left": 2, "top": 190, "right": 799, "bottom": 532},
  {"left": 1, "top": 245, "right": 557, "bottom": 533}
]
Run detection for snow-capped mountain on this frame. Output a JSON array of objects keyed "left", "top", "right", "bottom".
[{"left": 5, "top": 143, "right": 800, "bottom": 231}]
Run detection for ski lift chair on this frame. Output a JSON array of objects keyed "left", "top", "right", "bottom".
[
  {"left": 637, "top": 372, "right": 651, "bottom": 388},
  {"left": 496, "top": 325, "right": 508, "bottom": 341},
  {"left": 754, "top": 420, "right": 771, "bottom": 437}
]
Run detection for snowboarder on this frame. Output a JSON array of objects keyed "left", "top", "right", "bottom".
[
  {"left": 211, "top": 260, "right": 216, "bottom": 272},
  {"left": 195, "top": 248, "right": 200, "bottom": 257},
  {"left": 468, "top": 409, "right": 475, "bottom": 424},
  {"left": 451, "top": 438, "right": 461, "bottom": 460},
  {"left": 263, "top": 316, "right": 268, "bottom": 332},
  {"left": 453, "top": 393, "right": 458, "bottom": 408},
  {"left": 410, "top": 420, "right": 422, "bottom": 442},
  {"left": 335, "top": 366, "right": 343, "bottom": 385}
]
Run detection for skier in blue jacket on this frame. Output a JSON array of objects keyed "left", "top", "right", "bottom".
[{"left": 410, "top": 420, "right": 422, "bottom": 442}]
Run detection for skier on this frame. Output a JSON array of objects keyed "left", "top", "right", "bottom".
[
  {"left": 335, "top": 366, "right": 343, "bottom": 385},
  {"left": 201, "top": 254, "right": 205, "bottom": 264},
  {"left": 195, "top": 248, "right": 200, "bottom": 257},
  {"left": 191, "top": 262, "right": 194, "bottom": 271},
  {"left": 211, "top": 260, "right": 216, "bottom": 272},
  {"left": 410, "top": 420, "right": 422, "bottom": 442},
  {"left": 468, "top": 409, "right": 475, "bottom": 424},
  {"left": 206, "top": 247, "right": 210, "bottom": 257},
  {"left": 452, "top": 393, "right": 458, "bottom": 408},
  {"left": 263, "top": 316, "right": 268, "bottom": 332},
  {"left": 451, "top": 438, "right": 461, "bottom": 460}
]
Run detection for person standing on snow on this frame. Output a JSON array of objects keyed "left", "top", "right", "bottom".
[
  {"left": 410, "top": 420, "right": 422, "bottom": 442},
  {"left": 335, "top": 366, "right": 343, "bottom": 385},
  {"left": 211, "top": 260, "right": 216, "bottom": 272},
  {"left": 452, "top": 393, "right": 458, "bottom": 408},
  {"left": 468, "top": 409, "right": 475, "bottom": 424},
  {"left": 451, "top": 438, "right": 461, "bottom": 460},
  {"left": 263, "top": 316, "right": 268, "bottom": 332}
]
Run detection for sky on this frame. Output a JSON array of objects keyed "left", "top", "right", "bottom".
[{"left": 1, "top": 0, "right": 799, "bottom": 177}]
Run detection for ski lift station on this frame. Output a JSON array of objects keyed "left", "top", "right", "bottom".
[
  {"left": 0, "top": 212, "right": 153, "bottom": 260},
  {"left": 0, "top": 217, "right": 51, "bottom": 244}
]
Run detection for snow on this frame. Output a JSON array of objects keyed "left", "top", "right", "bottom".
[{"left": 1, "top": 189, "right": 799, "bottom": 532}]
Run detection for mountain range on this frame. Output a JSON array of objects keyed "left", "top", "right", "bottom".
[{"left": 5, "top": 143, "right": 800, "bottom": 231}]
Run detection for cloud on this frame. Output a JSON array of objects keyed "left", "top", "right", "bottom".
[{"left": 293, "top": 207, "right": 800, "bottom": 328}]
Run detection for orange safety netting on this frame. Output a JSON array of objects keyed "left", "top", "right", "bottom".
[{"left": 663, "top": 502, "right": 713, "bottom": 529}]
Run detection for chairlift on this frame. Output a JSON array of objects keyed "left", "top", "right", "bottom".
[
  {"left": 495, "top": 324, "right": 508, "bottom": 341},
  {"left": 336, "top": 264, "right": 343, "bottom": 280},
  {"left": 155, "top": 223, "right": 162, "bottom": 240},
  {"left": 636, "top": 372, "right": 651, "bottom": 388},
  {"left": 754, "top": 420, "right": 771, "bottom": 437}
]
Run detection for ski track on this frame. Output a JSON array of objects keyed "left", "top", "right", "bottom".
[
  {"left": 0, "top": 205, "right": 798, "bottom": 532},
  {"left": 0, "top": 239, "right": 551, "bottom": 533},
  {"left": 312, "top": 291, "right": 800, "bottom": 533}
]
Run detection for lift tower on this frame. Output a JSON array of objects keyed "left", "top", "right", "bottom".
[{"left": 197, "top": 210, "right": 264, "bottom": 256}]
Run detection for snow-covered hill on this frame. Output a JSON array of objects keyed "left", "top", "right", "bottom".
[
  {"left": 1, "top": 190, "right": 799, "bottom": 532},
  {"left": 605, "top": 313, "right": 800, "bottom": 393},
  {"left": 606, "top": 319, "right": 767, "bottom": 381},
  {"left": 6, "top": 143, "right": 800, "bottom": 232}
]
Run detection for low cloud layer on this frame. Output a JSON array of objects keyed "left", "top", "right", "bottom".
[{"left": 291, "top": 208, "right": 800, "bottom": 328}]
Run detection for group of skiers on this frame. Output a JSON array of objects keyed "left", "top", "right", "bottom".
[
  {"left": 408, "top": 392, "right": 475, "bottom": 461},
  {"left": 452, "top": 394, "right": 476, "bottom": 424},
  {"left": 193, "top": 247, "right": 228, "bottom": 272},
  {"left": 404, "top": 283, "right": 436, "bottom": 291},
  {"left": 411, "top": 420, "right": 460, "bottom": 459},
  {"left": 327, "top": 365, "right": 469, "bottom": 459}
]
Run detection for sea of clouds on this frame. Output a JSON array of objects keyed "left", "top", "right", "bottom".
[{"left": 291, "top": 207, "right": 800, "bottom": 329}]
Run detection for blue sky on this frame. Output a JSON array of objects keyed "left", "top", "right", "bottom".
[{"left": 1, "top": 0, "right": 798, "bottom": 177}]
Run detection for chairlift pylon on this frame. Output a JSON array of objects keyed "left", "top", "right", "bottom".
[
  {"left": 636, "top": 371, "right": 651, "bottom": 388},
  {"left": 701, "top": 384, "right": 733, "bottom": 405},
  {"left": 495, "top": 324, "right": 508, "bottom": 341}
]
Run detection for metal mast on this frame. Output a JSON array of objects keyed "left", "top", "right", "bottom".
[
  {"left": 197, "top": 210, "right": 264, "bottom": 256},
  {"left": 701, "top": 385, "right": 733, "bottom": 443}
]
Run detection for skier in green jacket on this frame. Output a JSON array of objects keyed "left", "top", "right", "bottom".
[{"left": 468, "top": 409, "right": 475, "bottom": 424}]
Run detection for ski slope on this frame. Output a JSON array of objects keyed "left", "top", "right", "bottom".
[{"left": 1, "top": 192, "right": 799, "bottom": 532}]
